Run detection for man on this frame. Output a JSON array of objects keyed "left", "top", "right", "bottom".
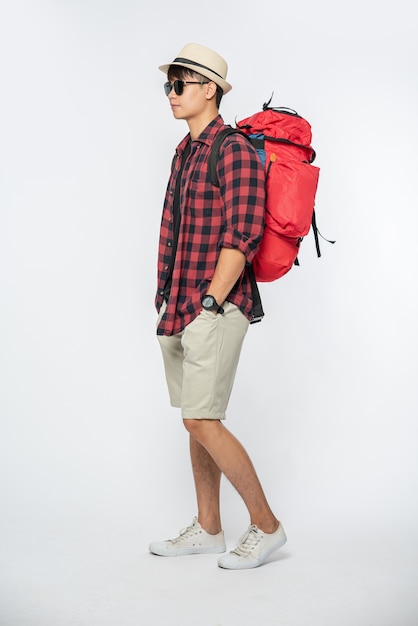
[{"left": 149, "top": 43, "right": 286, "bottom": 569}]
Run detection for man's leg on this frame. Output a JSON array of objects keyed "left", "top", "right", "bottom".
[
  {"left": 189, "top": 436, "right": 222, "bottom": 534},
  {"left": 185, "top": 419, "right": 279, "bottom": 533}
]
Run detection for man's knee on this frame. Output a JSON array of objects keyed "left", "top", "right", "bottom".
[{"left": 183, "top": 418, "right": 220, "bottom": 440}]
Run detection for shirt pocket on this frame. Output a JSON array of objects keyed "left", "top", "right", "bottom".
[{"left": 188, "top": 164, "right": 225, "bottom": 218}]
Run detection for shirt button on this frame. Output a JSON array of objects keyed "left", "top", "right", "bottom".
[
  {"left": 164, "top": 265, "right": 169, "bottom": 270},
  {"left": 167, "top": 241, "right": 172, "bottom": 247},
  {"left": 169, "top": 190, "right": 174, "bottom": 196},
  {"left": 159, "top": 290, "right": 164, "bottom": 296}
]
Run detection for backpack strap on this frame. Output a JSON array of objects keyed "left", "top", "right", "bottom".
[
  {"left": 208, "top": 127, "right": 264, "bottom": 324},
  {"left": 247, "top": 264, "right": 264, "bottom": 323},
  {"left": 208, "top": 127, "right": 248, "bottom": 187},
  {"left": 311, "top": 209, "right": 336, "bottom": 258}
]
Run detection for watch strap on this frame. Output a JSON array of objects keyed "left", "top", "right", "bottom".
[{"left": 202, "top": 294, "right": 224, "bottom": 315}]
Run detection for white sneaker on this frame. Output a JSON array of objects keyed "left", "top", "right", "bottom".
[
  {"left": 218, "top": 523, "right": 287, "bottom": 569},
  {"left": 149, "top": 517, "right": 226, "bottom": 557}
]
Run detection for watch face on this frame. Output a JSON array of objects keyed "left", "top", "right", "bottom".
[{"left": 202, "top": 295, "right": 214, "bottom": 308}]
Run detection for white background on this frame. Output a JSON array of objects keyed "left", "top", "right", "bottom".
[{"left": 1, "top": 1, "right": 417, "bottom": 625}]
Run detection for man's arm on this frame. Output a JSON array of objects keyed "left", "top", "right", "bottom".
[
  {"left": 206, "top": 134, "right": 265, "bottom": 312},
  {"left": 206, "top": 247, "right": 246, "bottom": 310}
]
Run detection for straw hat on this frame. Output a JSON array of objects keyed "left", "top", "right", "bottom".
[{"left": 159, "top": 43, "right": 232, "bottom": 94}]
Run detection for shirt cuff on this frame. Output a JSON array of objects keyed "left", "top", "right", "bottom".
[{"left": 219, "top": 229, "right": 261, "bottom": 264}]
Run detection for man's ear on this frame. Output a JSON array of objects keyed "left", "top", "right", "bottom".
[{"left": 205, "top": 81, "right": 218, "bottom": 100}]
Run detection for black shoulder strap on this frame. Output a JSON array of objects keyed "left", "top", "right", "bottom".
[
  {"left": 208, "top": 127, "right": 247, "bottom": 187},
  {"left": 248, "top": 264, "right": 264, "bottom": 323},
  {"left": 208, "top": 127, "right": 264, "bottom": 323}
]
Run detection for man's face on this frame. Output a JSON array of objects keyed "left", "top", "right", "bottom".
[{"left": 166, "top": 74, "right": 211, "bottom": 121}]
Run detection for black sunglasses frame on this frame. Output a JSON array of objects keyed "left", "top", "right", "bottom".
[{"left": 164, "top": 80, "right": 210, "bottom": 97}]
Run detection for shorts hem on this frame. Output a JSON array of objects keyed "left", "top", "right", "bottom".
[{"left": 182, "top": 412, "right": 226, "bottom": 421}]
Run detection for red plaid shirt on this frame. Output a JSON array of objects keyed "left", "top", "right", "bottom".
[{"left": 155, "top": 115, "right": 265, "bottom": 336}]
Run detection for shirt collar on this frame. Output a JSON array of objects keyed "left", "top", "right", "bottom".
[
  {"left": 195, "top": 115, "right": 225, "bottom": 146},
  {"left": 176, "top": 115, "right": 225, "bottom": 155}
]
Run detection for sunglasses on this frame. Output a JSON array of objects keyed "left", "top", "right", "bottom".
[{"left": 164, "top": 80, "right": 210, "bottom": 97}]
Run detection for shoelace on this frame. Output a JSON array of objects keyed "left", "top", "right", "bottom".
[
  {"left": 171, "top": 517, "right": 200, "bottom": 544},
  {"left": 232, "top": 525, "right": 261, "bottom": 557}
]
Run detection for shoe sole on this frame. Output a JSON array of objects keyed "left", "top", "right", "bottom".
[
  {"left": 218, "top": 534, "right": 287, "bottom": 570},
  {"left": 149, "top": 544, "right": 227, "bottom": 557}
]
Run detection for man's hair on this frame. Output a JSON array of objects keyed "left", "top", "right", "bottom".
[{"left": 167, "top": 65, "right": 223, "bottom": 108}]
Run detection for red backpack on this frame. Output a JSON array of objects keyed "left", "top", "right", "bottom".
[{"left": 209, "top": 98, "right": 334, "bottom": 321}]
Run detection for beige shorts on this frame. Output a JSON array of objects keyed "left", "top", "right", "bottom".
[{"left": 157, "top": 301, "right": 249, "bottom": 420}]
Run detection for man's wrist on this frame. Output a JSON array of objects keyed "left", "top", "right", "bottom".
[{"left": 201, "top": 294, "right": 224, "bottom": 314}]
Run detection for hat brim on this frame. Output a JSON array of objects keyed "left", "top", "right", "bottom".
[{"left": 159, "top": 62, "right": 232, "bottom": 94}]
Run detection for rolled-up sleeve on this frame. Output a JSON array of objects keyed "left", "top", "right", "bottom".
[{"left": 217, "top": 136, "right": 265, "bottom": 263}]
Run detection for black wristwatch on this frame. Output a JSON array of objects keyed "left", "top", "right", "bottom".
[{"left": 201, "top": 294, "right": 224, "bottom": 315}]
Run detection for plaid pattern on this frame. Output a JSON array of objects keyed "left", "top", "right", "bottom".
[{"left": 155, "top": 115, "right": 265, "bottom": 336}]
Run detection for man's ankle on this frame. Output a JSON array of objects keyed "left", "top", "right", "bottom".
[
  {"left": 198, "top": 517, "right": 222, "bottom": 535},
  {"left": 251, "top": 517, "right": 280, "bottom": 534}
]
